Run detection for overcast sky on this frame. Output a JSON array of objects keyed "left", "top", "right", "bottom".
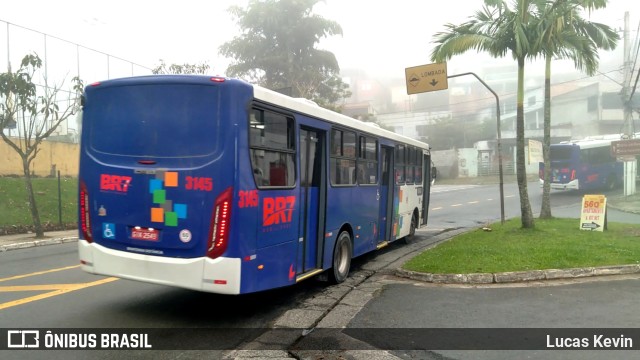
[{"left": 1, "top": 0, "right": 637, "bottom": 83}]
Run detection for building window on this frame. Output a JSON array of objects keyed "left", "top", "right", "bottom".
[{"left": 587, "top": 95, "right": 598, "bottom": 112}]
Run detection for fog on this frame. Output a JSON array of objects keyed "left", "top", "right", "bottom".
[
  {"left": 1, "top": 0, "right": 635, "bottom": 82},
  {"left": 1, "top": 0, "right": 638, "bottom": 130}
]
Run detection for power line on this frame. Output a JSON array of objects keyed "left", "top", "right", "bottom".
[
  {"left": 373, "top": 68, "right": 623, "bottom": 118},
  {"left": 628, "top": 20, "right": 640, "bottom": 101}
]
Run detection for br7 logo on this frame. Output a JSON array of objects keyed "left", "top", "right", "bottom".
[
  {"left": 263, "top": 196, "right": 296, "bottom": 226},
  {"left": 100, "top": 174, "right": 132, "bottom": 192}
]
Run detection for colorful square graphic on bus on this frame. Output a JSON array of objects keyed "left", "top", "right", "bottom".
[{"left": 149, "top": 171, "right": 187, "bottom": 227}]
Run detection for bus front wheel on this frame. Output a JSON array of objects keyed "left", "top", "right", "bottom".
[
  {"left": 403, "top": 212, "right": 418, "bottom": 244},
  {"left": 329, "top": 231, "right": 352, "bottom": 284},
  {"left": 606, "top": 175, "right": 617, "bottom": 190}
]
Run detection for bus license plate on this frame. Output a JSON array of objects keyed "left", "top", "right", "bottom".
[{"left": 131, "top": 228, "right": 159, "bottom": 241}]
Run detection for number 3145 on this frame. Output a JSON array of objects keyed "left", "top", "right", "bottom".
[{"left": 185, "top": 176, "right": 213, "bottom": 191}]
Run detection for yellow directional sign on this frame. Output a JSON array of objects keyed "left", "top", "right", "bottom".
[{"left": 405, "top": 63, "right": 448, "bottom": 95}]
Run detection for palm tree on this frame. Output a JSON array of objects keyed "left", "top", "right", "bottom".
[
  {"left": 431, "top": 0, "right": 540, "bottom": 228},
  {"left": 535, "top": 0, "right": 619, "bottom": 219}
]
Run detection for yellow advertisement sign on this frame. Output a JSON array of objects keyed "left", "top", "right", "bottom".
[
  {"left": 579, "top": 194, "right": 607, "bottom": 231},
  {"left": 528, "top": 139, "right": 543, "bottom": 165}
]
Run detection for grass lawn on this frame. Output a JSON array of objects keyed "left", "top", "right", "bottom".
[
  {"left": 404, "top": 218, "right": 640, "bottom": 274},
  {"left": 0, "top": 176, "right": 78, "bottom": 228}
]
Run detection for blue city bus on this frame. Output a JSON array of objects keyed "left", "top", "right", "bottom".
[
  {"left": 539, "top": 137, "right": 623, "bottom": 191},
  {"left": 78, "top": 75, "right": 432, "bottom": 295}
]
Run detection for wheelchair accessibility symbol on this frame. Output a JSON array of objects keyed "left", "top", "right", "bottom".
[{"left": 102, "top": 223, "right": 116, "bottom": 239}]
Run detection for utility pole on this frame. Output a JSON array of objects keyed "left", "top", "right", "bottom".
[
  {"left": 448, "top": 72, "right": 505, "bottom": 224},
  {"left": 622, "top": 11, "right": 637, "bottom": 196}
]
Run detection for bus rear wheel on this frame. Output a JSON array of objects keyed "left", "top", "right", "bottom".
[{"left": 329, "top": 231, "right": 352, "bottom": 284}]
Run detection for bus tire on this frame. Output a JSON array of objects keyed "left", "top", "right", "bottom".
[
  {"left": 403, "top": 212, "right": 418, "bottom": 244},
  {"left": 329, "top": 231, "right": 352, "bottom": 284},
  {"left": 606, "top": 175, "right": 617, "bottom": 190}
]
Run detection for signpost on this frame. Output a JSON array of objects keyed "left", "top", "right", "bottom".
[
  {"left": 405, "top": 63, "right": 448, "bottom": 94},
  {"left": 610, "top": 139, "right": 639, "bottom": 196},
  {"left": 610, "top": 139, "right": 640, "bottom": 158},
  {"left": 579, "top": 194, "right": 607, "bottom": 232},
  {"left": 404, "top": 64, "right": 505, "bottom": 224}
]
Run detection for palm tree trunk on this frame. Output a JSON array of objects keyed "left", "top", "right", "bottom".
[
  {"left": 540, "top": 55, "right": 553, "bottom": 219},
  {"left": 516, "top": 57, "right": 535, "bottom": 228}
]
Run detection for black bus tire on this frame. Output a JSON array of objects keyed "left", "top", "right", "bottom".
[
  {"left": 329, "top": 231, "right": 352, "bottom": 284},
  {"left": 606, "top": 175, "right": 617, "bottom": 190},
  {"left": 403, "top": 212, "right": 418, "bottom": 244}
]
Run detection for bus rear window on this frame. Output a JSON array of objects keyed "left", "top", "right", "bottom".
[
  {"left": 550, "top": 146, "right": 575, "bottom": 161},
  {"left": 87, "top": 84, "right": 220, "bottom": 157}
]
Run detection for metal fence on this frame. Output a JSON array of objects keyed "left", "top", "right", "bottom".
[{"left": 1, "top": 19, "right": 153, "bottom": 143}]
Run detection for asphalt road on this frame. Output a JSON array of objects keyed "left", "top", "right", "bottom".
[
  {"left": 291, "top": 182, "right": 640, "bottom": 359},
  {"left": 343, "top": 276, "right": 640, "bottom": 360}
]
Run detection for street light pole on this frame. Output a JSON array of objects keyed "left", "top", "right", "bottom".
[
  {"left": 622, "top": 11, "right": 637, "bottom": 196},
  {"left": 448, "top": 72, "right": 505, "bottom": 224}
]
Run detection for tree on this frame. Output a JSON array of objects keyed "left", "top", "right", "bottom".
[
  {"left": 535, "top": 0, "right": 618, "bottom": 219},
  {"left": 152, "top": 59, "right": 210, "bottom": 74},
  {"left": 431, "top": 0, "right": 540, "bottom": 228},
  {"left": 0, "top": 53, "right": 82, "bottom": 238},
  {"left": 219, "top": 0, "right": 351, "bottom": 111}
]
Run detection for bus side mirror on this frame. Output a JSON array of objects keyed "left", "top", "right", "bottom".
[{"left": 432, "top": 167, "right": 437, "bottom": 179}]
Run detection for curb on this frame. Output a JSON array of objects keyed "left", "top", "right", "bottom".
[
  {"left": 395, "top": 264, "right": 640, "bottom": 284},
  {"left": 606, "top": 201, "right": 640, "bottom": 215},
  {"left": 0, "top": 237, "right": 77, "bottom": 252}
]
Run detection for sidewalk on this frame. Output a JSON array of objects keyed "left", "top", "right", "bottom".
[
  {"left": 0, "top": 229, "right": 78, "bottom": 252},
  {"left": 607, "top": 193, "right": 640, "bottom": 214}
]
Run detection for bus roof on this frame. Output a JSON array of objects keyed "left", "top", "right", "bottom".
[
  {"left": 557, "top": 132, "right": 640, "bottom": 150},
  {"left": 253, "top": 85, "right": 430, "bottom": 151},
  {"left": 557, "top": 138, "right": 615, "bottom": 149},
  {"left": 87, "top": 75, "right": 430, "bottom": 152}
]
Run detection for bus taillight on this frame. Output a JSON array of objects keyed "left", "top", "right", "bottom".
[
  {"left": 570, "top": 169, "right": 576, "bottom": 181},
  {"left": 207, "top": 187, "right": 233, "bottom": 259},
  {"left": 80, "top": 181, "right": 93, "bottom": 243}
]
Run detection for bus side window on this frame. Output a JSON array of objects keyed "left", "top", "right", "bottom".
[
  {"left": 249, "top": 108, "right": 295, "bottom": 188},
  {"left": 357, "top": 136, "right": 378, "bottom": 185},
  {"left": 330, "top": 129, "right": 357, "bottom": 186},
  {"left": 405, "top": 146, "right": 415, "bottom": 184},
  {"left": 395, "top": 145, "right": 405, "bottom": 184},
  {"left": 414, "top": 149, "right": 423, "bottom": 184}
]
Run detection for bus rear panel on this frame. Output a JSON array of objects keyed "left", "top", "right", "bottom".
[
  {"left": 78, "top": 76, "right": 256, "bottom": 294},
  {"left": 540, "top": 141, "right": 622, "bottom": 191}
]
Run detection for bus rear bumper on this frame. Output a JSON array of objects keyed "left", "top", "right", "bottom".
[
  {"left": 548, "top": 179, "right": 579, "bottom": 190},
  {"left": 78, "top": 240, "right": 241, "bottom": 294}
]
